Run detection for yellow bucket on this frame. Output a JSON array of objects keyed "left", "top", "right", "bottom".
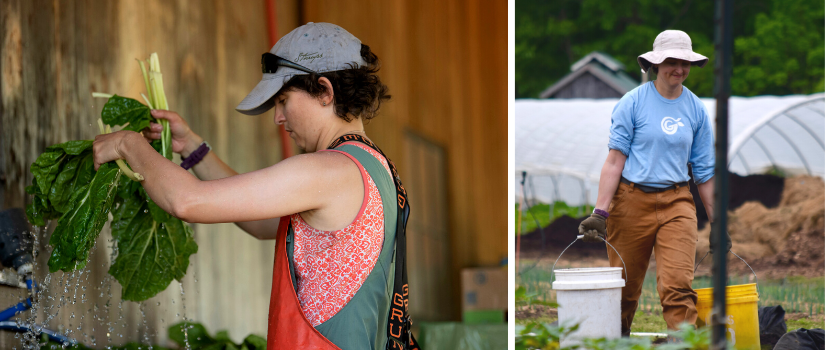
[{"left": 694, "top": 283, "right": 760, "bottom": 350}]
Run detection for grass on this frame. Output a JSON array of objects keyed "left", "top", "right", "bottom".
[
  {"left": 787, "top": 316, "right": 825, "bottom": 330},
  {"left": 515, "top": 202, "right": 591, "bottom": 234},
  {"left": 517, "top": 263, "right": 825, "bottom": 335},
  {"left": 516, "top": 310, "right": 825, "bottom": 331},
  {"left": 626, "top": 310, "right": 824, "bottom": 333}
]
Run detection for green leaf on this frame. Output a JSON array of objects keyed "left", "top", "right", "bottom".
[
  {"left": 26, "top": 178, "right": 60, "bottom": 226},
  {"left": 110, "top": 193, "right": 147, "bottom": 241},
  {"left": 31, "top": 149, "right": 68, "bottom": 197},
  {"left": 242, "top": 335, "right": 266, "bottom": 350},
  {"left": 101, "top": 95, "right": 153, "bottom": 132},
  {"left": 214, "top": 330, "right": 233, "bottom": 343},
  {"left": 29, "top": 141, "right": 93, "bottom": 209},
  {"left": 49, "top": 140, "right": 94, "bottom": 155},
  {"left": 169, "top": 322, "right": 215, "bottom": 348},
  {"left": 109, "top": 205, "right": 197, "bottom": 301},
  {"left": 47, "top": 162, "right": 122, "bottom": 273},
  {"left": 48, "top": 152, "right": 95, "bottom": 213}
]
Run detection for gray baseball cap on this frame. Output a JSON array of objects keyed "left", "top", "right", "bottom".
[{"left": 236, "top": 22, "right": 366, "bottom": 115}]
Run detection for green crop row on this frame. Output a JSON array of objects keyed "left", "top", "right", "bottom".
[
  {"left": 519, "top": 264, "right": 825, "bottom": 317},
  {"left": 514, "top": 202, "right": 591, "bottom": 235}
]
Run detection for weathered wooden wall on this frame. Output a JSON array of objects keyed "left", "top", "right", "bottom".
[
  {"left": 1, "top": 0, "right": 282, "bottom": 347},
  {"left": 0, "top": 0, "right": 507, "bottom": 347}
]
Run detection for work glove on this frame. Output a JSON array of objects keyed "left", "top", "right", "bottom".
[
  {"left": 709, "top": 228, "right": 732, "bottom": 254},
  {"left": 578, "top": 213, "right": 606, "bottom": 243}
]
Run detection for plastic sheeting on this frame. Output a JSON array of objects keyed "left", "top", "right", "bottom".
[
  {"left": 418, "top": 322, "right": 508, "bottom": 350},
  {"left": 515, "top": 94, "right": 825, "bottom": 206},
  {"left": 758, "top": 305, "right": 787, "bottom": 347},
  {"left": 774, "top": 328, "right": 825, "bottom": 350}
]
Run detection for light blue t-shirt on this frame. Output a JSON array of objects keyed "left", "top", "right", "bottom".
[{"left": 608, "top": 81, "right": 715, "bottom": 188}]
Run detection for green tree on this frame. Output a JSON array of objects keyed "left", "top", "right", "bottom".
[
  {"left": 516, "top": 0, "right": 823, "bottom": 98},
  {"left": 733, "top": 0, "right": 825, "bottom": 95}
]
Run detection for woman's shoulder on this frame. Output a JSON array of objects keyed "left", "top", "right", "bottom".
[
  {"left": 680, "top": 86, "right": 710, "bottom": 114},
  {"left": 622, "top": 81, "right": 651, "bottom": 100}
]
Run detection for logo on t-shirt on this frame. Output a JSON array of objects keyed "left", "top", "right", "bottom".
[{"left": 661, "top": 116, "right": 685, "bottom": 135}]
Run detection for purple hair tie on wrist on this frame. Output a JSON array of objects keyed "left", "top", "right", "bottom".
[
  {"left": 181, "top": 141, "right": 211, "bottom": 170},
  {"left": 594, "top": 208, "right": 610, "bottom": 218}
]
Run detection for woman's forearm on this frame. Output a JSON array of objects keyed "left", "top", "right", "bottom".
[
  {"left": 120, "top": 132, "right": 201, "bottom": 218},
  {"left": 697, "top": 177, "right": 715, "bottom": 223},
  {"left": 177, "top": 134, "right": 277, "bottom": 238},
  {"left": 595, "top": 150, "right": 627, "bottom": 210},
  {"left": 179, "top": 134, "right": 239, "bottom": 180}
]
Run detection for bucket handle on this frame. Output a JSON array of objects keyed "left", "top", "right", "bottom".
[
  {"left": 552, "top": 235, "right": 628, "bottom": 283},
  {"left": 694, "top": 250, "right": 759, "bottom": 291}
]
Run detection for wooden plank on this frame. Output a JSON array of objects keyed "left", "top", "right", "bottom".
[{"left": 0, "top": 0, "right": 23, "bottom": 212}]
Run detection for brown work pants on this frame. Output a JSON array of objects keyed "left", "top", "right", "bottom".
[{"left": 605, "top": 182, "right": 698, "bottom": 333}]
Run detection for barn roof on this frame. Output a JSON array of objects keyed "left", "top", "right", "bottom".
[{"left": 539, "top": 51, "right": 640, "bottom": 99}]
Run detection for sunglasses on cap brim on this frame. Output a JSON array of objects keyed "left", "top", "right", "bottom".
[{"left": 261, "top": 52, "right": 319, "bottom": 75}]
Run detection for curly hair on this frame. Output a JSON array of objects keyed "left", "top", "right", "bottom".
[{"left": 278, "top": 44, "right": 390, "bottom": 122}]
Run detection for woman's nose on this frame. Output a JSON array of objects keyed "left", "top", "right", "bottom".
[{"left": 273, "top": 111, "right": 285, "bottom": 125}]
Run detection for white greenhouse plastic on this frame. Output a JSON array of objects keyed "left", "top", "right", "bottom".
[{"left": 515, "top": 94, "right": 825, "bottom": 206}]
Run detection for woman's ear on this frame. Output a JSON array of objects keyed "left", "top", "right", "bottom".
[{"left": 317, "top": 76, "right": 334, "bottom": 107}]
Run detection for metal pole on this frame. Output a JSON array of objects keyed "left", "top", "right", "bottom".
[
  {"left": 711, "top": 0, "right": 732, "bottom": 349},
  {"left": 516, "top": 171, "right": 527, "bottom": 276}
]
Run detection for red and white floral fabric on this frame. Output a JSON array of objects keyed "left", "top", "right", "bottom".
[{"left": 291, "top": 142, "right": 392, "bottom": 326}]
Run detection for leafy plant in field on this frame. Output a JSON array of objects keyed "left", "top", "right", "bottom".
[
  {"left": 657, "top": 323, "right": 717, "bottom": 350},
  {"left": 515, "top": 322, "right": 578, "bottom": 350},
  {"left": 515, "top": 315, "right": 713, "bottom": 350},
  {"left": 516, "top": 285, "right": 557, "bottom": 308},
  {"left": 515, "top": 202, "right": 591, "bottom": 235},
  {"left": 26, "top": 53, "right": 197, "bottom": 302},
  {"left": 169, "top": 322, "right": 267, "bottom": 350},
  {"left": 35, "top": 322, "right": 266, "bottom": 350}
]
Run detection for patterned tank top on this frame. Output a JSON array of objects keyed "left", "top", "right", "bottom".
[{"left": 290, "top": 142, "right": 392, "bottom": 326}]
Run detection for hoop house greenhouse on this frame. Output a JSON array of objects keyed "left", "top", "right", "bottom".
[{"left": 515, "top": 93, "right": 825, "bottom": 206}]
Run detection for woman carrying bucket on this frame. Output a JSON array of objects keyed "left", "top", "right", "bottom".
[{"left": 578, "top": 30, "right": 730, "bottom": 336}]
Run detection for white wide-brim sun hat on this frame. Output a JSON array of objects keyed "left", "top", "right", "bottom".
[{"left": 637, "top": 30, "right": 708, "bottom": 73}]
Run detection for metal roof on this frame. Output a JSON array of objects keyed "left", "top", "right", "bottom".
[{"left": 539, "top": 52, "right": 640, "bottom": 98}]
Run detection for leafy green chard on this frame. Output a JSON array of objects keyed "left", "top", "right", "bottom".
[
  {"left": 101, "top": 95, "right": 154, "bottom": 133},
  {"left": 109, "top": 198, "right": 197, "bottom": 301},
  {"left": 168, "top": 322, "right": 267, "bottom": 350},
  {"left": 47, "top": 162, "right": 122, "bottom": 272},
  {"left": 25, "top": 53, "right": 197, "bottom": 301}
]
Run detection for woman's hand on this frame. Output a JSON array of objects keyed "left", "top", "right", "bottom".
[
  {"left": 142, "top": 110, "right": 204, "bottom": 157},
  {"left": 93, "top": 130, "right": 140, "bottom": 170}
]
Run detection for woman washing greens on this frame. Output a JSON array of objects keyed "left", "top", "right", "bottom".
[
  {"left": 93, "top": 23, "right": 417, "bottom": 350},
  {"left": 577, "top": 30, "right": 729, "bottom": 338}
]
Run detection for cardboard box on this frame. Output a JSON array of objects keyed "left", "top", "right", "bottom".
[{"left": 461, "top": 267, "right": 507, "bottom": 311}]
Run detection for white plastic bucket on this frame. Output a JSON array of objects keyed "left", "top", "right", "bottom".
[
  {"left": 553, "top": 267, "right": 625, "bottom": 346},
  {"left": 551, "top": 236, "right": 626, "bottom": 347}
]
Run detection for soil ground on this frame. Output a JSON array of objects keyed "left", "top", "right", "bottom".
[{"left": 516, "top": 175, "right": 825, "bottom": 343}]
